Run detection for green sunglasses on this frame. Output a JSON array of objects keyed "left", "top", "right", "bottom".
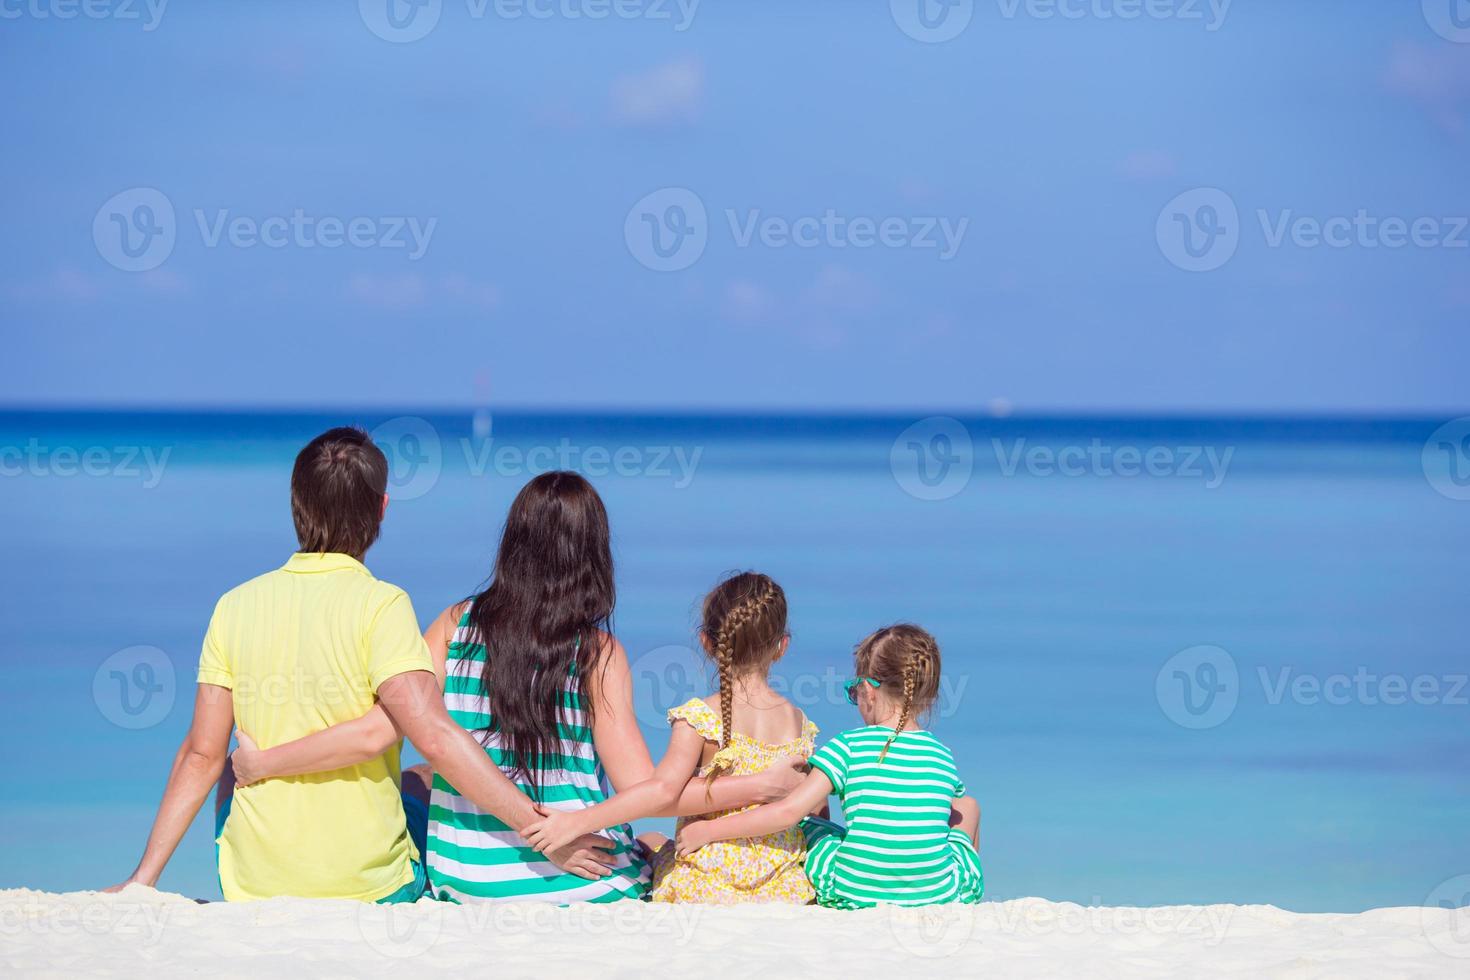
[{"left": 843, "top": 676, "right": 881, "bottom": 705}]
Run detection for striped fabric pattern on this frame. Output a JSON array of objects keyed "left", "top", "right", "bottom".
[
  {"left": 803, "top": 726, "right": 983, "bottom": 909},
  {"left": 426, "top": 613, "right": 650, "bottom": 903}
]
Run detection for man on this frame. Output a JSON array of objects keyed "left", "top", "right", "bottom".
[{"left": 108, "top": 426, "right": 612, "bottom": 900}]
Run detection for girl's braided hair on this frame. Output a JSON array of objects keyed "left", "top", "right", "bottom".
[
  {"left": 699, "top": 572, "right": 788, "bottom": 794},
  {"left": 853, "top": 624, "right": 942, "bottom": 762}
]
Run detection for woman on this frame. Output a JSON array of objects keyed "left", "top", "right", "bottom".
[{"left": 232, "top": 471, "right": 801, "bottom": 902}]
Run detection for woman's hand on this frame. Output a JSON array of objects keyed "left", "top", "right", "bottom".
[
  {"left": 674, "top": 821, "right": 712, "bottom": 858},
  {"left": 521, "top": 809, "right": 590, "bottom": 854},
  {"left": 542, "top": 834, "right": 617, "bottom": 880},
  {"left": 230, "top": 730, "right": 269, "bottom": 786}
]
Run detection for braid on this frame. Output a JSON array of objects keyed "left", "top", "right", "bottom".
[
  {"left": 703, "top": 578, "right": 781, "bottom": 797},
  {"left": 879, "top": 640, "right": 932, "bottom": 763}
]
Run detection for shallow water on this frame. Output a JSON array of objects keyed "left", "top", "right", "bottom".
[{"left": 1, "top": 410, "right": 1466, "bottom": 911}]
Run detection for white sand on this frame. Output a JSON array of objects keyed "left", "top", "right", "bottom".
[{"left": 2, "top": 886, "right": 1466, "bottom": 978}]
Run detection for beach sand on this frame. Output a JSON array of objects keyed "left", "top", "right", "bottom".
[{"left": 2, "top": 885, "right": 1466, "bottom": 978}]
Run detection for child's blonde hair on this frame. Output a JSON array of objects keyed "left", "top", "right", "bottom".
[
  {"left": 853, "top": 624, "right": 942, "bottom": 761},
  {"left": 699, "top": 571, "right": 788, "bottom": 792}
]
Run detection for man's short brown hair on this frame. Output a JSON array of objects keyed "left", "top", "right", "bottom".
[{"left": 290, "top": 427, "right": 389, "bottom": 557}]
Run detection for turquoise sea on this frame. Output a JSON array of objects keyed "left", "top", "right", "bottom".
[{"left": 1, "top": 410, "right": 1466, "bottom": 911}]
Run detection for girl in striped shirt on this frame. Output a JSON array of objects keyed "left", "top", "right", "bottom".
[{"left": 676, "top": 624, "right": 983, "bottom": 908}]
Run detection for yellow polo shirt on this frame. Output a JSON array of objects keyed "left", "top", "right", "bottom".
[{"left": 198, "top": 552, "right": 434, "bottom": 901}]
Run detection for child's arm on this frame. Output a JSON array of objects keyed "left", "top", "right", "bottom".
[
  {"left": 676, "top": 767, "right": 834, "bottom": 856},
  {"left": 522, "top": 720, "right": 706, "bottom": 854},
  {"left": 230, "top": 604, "right": 456, "bottom": 785},
  {"left": 662, "top": 754, "right": 807, "bottom": 817}
]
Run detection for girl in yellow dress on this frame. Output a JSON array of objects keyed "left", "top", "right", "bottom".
[{"left": 524, "top": 571, "right": 817, "bottom": 904}]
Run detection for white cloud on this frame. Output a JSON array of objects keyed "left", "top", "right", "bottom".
[
  {"left": 440, "top": 273, "right": 502, "bottom": 311},
  {"left": 1383, "top": 41, "right": 1470, "bottom": 134},
  {"left": 346, "top": 272, "right": 426, "bottom": 310},
  {"left": 346, "top": 273, "right": 501, "bottom": 312},
  {"left": 800, "top": 263, "right": 879, "bottom": 314},
  {"left": 609, "top": 57, "right": 704, "bottom": 128},
  {"left": 1117, "top": 149, "right": 1177, "bottom": 182},
  {"left": 7, "top": 266, "right": 102, "bottom": 303},
  {"left": 720, "top": 279, "right": 776, "bottom": 323}
]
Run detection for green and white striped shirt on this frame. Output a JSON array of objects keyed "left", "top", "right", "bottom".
[
  {"left": 804, "top": 726, "right": 981, "bottom": 908},
  {"left": 425, "top": 612, "right": 649, "bottom": 903}
]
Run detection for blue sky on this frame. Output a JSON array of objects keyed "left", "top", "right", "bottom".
[{"left": 3, "top": 1, "right": 1468, "bottom": 413}]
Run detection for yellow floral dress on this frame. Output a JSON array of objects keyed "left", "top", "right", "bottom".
[{"left": 648, "top": 698, "right": 818, "bottom": 905}]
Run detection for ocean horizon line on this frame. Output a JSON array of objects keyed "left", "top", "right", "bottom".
[{"left": 0, "top": 403, "right": 1465, "bottom": 425}]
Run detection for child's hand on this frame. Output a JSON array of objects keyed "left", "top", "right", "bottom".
[
  {"left": 758, "top": 755, "right": 809, "bottom": 801},
  {"left": 521, "top": 810, "right": 588, "bottom": 854},
  {"left": 675, "top": 822, "right": 712, "bottom": 858},
  {"left": 231, "top": 730, "right": 268, "bottom": 786}
]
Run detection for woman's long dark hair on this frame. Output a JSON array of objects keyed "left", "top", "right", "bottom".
[{"left": 463, "top": 471, "right": 614, "bottom": 801}]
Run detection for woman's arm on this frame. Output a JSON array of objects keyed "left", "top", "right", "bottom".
[
  {"left": 522, "top": 720, "right": 706, "bottom": 853},
  {"left": 676, "top": 767, "right": 834, "bottom": 856},
  {"left": 231, "top": 603, "right": 458, "bottom": 785}
]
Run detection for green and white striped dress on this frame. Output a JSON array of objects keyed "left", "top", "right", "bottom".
[
  {"left": 426, "top": 612, "right": 650, "bottom": 903},
  {"left": 802, "top": 726, "right": 983, "bottom": 909}
]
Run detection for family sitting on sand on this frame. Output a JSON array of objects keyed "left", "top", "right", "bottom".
[{"left": 108, "top": 427, "right": 983, "bottom": 908}]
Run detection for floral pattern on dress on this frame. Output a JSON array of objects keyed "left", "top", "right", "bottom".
[{"left": 647, "top": 698, "right": 818, "bottom": 905}]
